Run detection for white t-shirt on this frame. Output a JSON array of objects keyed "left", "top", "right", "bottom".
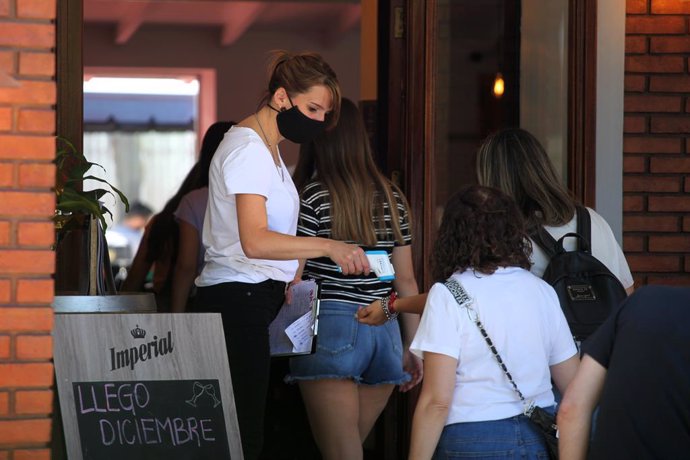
[
  {"left": 410, "top": 267, "right": 577, "bottom": 425},
  {"left": 530, "top": 207, "right": 633, "bottom": 289},
  {"left": 196, "top": 126, "right": 299, "bottom": 286},
  {"left": 174, "top": 187, "right": 208, "bottom": 275}
]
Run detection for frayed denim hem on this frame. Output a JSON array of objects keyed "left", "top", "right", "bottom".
[
  {"left": 284, "top": 374, "right": 363, "bottom": 384},
  {"left": 284, "top": 373, "right": 410, "bottom": 386}
]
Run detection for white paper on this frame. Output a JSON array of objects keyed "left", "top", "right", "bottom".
[
  {"left": 290, "top": 280, "right": 317, "bottom": 307},
  {"left": 285, "top": 311, "right": 315, "bottom": 353}
]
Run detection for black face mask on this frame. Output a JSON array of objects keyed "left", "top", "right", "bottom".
[{"left": 270, "top": 97, "right": 326, "bottom": 144}]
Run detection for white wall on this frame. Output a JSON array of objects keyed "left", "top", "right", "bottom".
[{"left": 595, "top": 0, "right": 626, "bottom": 241}]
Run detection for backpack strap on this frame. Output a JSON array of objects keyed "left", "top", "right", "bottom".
[
  {"left": 532, "top": 206, "right": 591, "bottom": 257},
  {"left": 575, "top": 205, "right": 591, "bottom": 250},
  {"left": 530, "top": 225, "right": 559, "bottom": 259}
]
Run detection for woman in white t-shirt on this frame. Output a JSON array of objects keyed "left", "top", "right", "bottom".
[
  {"left": 194, "top": 51, "right": 369, "bottom": 460},
  {"left": 476, "top": 127, "right": 634, "bottom": 293},
  {"left": 409, "top": 185, "right": 579, "bottom": 459}
]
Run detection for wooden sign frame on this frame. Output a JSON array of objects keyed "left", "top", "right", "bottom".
[{"left": 53, "top": 313, "right": 242, "bottom": 460}]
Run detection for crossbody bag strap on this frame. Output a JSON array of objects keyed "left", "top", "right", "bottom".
[{"left": 443, "top": 278, "right": 529, "bottom": 406}]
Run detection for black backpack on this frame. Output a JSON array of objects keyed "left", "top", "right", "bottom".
[{"left": 530, "top": 206, "right": 627, "bottom": 342}]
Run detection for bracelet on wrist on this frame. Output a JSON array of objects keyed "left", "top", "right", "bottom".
[
  {"left": 380, "top": 294, "right": 399, "bottom": 321},
  {"left": 389, "top": 291, "right": 398, "bottom": 314}
]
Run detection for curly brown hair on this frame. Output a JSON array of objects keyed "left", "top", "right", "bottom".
[{"left": 431, "top": 185, "right": 532, "bottom": 282}]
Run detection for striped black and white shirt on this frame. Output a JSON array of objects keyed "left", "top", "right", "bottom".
[{"left": 297, "top": 181, "right": 413, "bottom": 305}]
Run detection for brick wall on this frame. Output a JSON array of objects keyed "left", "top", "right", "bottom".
[
  {"left": 0, "top": 0, "right": 56, "bottom": 458},
  {"left": 624, "top": 0, "right": 690, "bottom": 286}
]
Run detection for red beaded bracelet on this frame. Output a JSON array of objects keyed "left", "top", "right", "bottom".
[
  {"left": 388, "top": 291, "right": 398, "bottom": 314},
  {"left": 380, "top": 292, "right": 399, "bottom": 321}
]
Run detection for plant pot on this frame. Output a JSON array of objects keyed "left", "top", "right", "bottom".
[{"left": 54, "top": 213, "right": 116, "bottom": 295}]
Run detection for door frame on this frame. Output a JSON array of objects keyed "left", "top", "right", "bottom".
[
  {"left": 379, "top": 2, "right": 598, "bottom": 455},
  {"left": 386, "top": 0, "right": 598, "bottom": 291}
]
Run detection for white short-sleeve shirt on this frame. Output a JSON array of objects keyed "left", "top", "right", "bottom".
[
  {"left": 196, "top": 126, "right": 299, "bottom": 286},
  {"left": 174, "top": 186, "right": 208, "bottom": 275},
  {"left": 529, "top": 207, "right": 633, "bottom": 289},
  {"left": 410, "top": 267, "right": 577, "bottom": 425}
]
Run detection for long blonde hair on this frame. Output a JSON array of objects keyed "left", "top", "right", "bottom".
[
  {"left": 293, "top": 98, "right": 408, "bottom": 246},
  {"left": 476, "top": 128, "right": 576, "bottom": 230}
]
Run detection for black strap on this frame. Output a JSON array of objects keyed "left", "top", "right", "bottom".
[
  {"left": 530, "top": 225, "right": 558, "bottom": 259},
  {"left": 575, "top": 205, "right": 591, "bottom": 244},
  {"left": 443, "top": 278, "right": 529, "bottom": 406},
  {"left": 531, "top": 205, "right": 591, "bottom": 258}
]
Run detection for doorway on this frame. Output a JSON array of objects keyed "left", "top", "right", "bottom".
[{"left": 387, "top": 0, "right": 597, "bottom": 291}]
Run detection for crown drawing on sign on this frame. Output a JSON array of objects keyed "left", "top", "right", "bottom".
[{"left": 131, "top": 325, "right": 146, "bottom": 339}]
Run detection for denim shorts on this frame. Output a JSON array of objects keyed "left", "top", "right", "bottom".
[
  {"left": 433, "top": 406, "right": 556, "bottom": 459},
  {"left": 286, "top": 301, "right": 411, "bottom": 385}
]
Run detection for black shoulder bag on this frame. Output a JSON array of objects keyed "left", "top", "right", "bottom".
[{"left": 444, "top": 278, "right": 559, "bottom": 460}]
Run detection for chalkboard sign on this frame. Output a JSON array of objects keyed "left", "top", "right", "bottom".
[
  {"left": 54, "top": 313, "right": 242, "bottom": 460},
  {"left": 73, "top": 380, "right": 230, "bottom": 460}
]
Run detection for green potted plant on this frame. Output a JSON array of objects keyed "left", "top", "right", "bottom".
[
  {"left": 54, "top": 137, "right": 129, "bottom": 234},
  {"left": 53, "top": 137, "right": 130, "bottom": 296}
]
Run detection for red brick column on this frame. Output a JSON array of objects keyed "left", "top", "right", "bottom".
[
  {"left": 624, "top": 0, "right": 690, "bottom": 286},
  {"left": 0, "top": 0, "right": 57, "bottom": 458}
]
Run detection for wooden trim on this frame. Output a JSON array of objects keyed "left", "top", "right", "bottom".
[
  {"left": 375, "top": 3, "right": 403, "bottom": 457},
  {"left": 54, "top": 3, "right": 84, "bottom": 458},
  {"left": 56, "top": 0, "right": 83, "bottom": 153},
  {"left": 567, "top": 0, "right": 597, "bottom": 206},
  {"left": 406, "top": 0, "right": 431, "bottom": 291},
  {"left": 383, "top": 1, "right": 405, "bottom": 176},
  {"left": 421, "top": 0, "right": 436, "bottom": 291},
  {"left": 377, "top": 0, "right": 430, "bottom": 457},
  {"left": 54, "top": 0, "right": 85, "bottom": 301}
]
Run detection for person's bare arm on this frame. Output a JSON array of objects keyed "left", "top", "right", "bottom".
[
  {"left": 357, "top": 293, "right": 428, "bottom": 325},
  {"left": 390, "top": 245, "right": 423, "bottom": 391},
  {"left": 358, "top": 247, "right": 426, "bottom": 326},
  {"left": 558, "top": 355, "right": 607, "bottom": 460},
  {"left": 408, "top": 352, "right": 457, "bottom": 459},
  {"left": 236, "top": 194, "right": 369, "bottom": 275},
  {"left": 170, "top": 220, "right": 199, "bottom": 313},
  {"left": 550, "top": 353, "right": 580, "bottom": 395},
  {"left": 120, "top": 225, "right": 152, "bottom": 292}
]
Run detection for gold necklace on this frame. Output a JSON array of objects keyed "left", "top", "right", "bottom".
[{"left": 254, "top": 113, "right": 284, "bottom": 182}]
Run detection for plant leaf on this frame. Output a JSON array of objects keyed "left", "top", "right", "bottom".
[{"left": 54, "top": 136, "right": 129, "bottom": 231}]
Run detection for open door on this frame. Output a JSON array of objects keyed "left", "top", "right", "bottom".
[
  {"left": 377, "top": 0, "right": 597, "bottom": 457},
  {"left": 381, "top": 0, "right": 597, "bottom": 291}
]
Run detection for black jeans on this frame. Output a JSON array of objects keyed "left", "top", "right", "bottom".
[{"left": 195, "top": 279, "right": 285, "bottom": 460}]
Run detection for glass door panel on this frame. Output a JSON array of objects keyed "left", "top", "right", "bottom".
[
  {"left": 520, "top": 0, "right": 569, "bottom": 179},
  {"left": 430, "top": 0, "right": 568, "bottom": 234}
]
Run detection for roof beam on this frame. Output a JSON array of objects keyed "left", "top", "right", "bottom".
[
  {"left": 220, "top": 3, "right": 265, "bottom": 46},
  {"left": 114, "top": 2, "right": 150, "bottom": 44}
]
